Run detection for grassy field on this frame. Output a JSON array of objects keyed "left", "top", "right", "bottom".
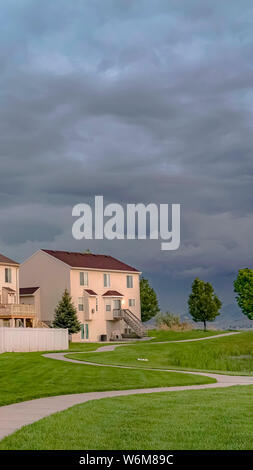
[
  {"left": 68, "top": 332, "right": 253, "bottom": 375},
  {"left": 63, "top": 329, "right": 227, "bottom": 351},
  {"left": 147, "top": 329, "right": 227, "bottom": 342},
  {"left": 0, "top": 349, "right": 213, "bottom": 407},
  {"left": 2, "top": 331, "right": 253, "bottom": 450},
  {"left": 1, "top": 385, "right": 253, "bottom": 450}
]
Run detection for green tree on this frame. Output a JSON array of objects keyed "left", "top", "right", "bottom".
[
  {"left": 53, "top": 289, "right": 81, "bottom": 334},
  {"left": 188, "top": 278, "right": 222, "bottom": 330},
  {"left": 140, "top": 277, "right": 160, "bottom": 322},
  {"left": 234, "top": 268, "right": 253, "bottom": 320}
]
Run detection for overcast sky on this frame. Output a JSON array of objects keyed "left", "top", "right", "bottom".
[{"left": 1, "top": 0, "right": 253, "bottom": 313}]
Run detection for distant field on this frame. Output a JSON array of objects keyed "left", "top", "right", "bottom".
[
  {"left": 147, "top": 329, "right": 227, "bottom": 342},
  {"left": 69, "top": 332, "right": 253, "bottom": 375},
  {"left": 2, "top": 386, "right": 253, "bottom": 450},
  {"left": 58, "top": 329, "right": 226, "bottom": 352},
  {"left": 67, "top": 342, "right": 120, "bottom": 352}
]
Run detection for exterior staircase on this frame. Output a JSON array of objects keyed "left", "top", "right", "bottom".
[{"left": 121, "top": 309, "right": 146, "bottom": 338}]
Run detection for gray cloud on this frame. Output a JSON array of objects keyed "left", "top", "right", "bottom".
[{"left": 1, "top": 0, "right": 253, "bottom": 311}]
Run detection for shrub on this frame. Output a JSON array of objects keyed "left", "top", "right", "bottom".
[{"left": 155, "top": 312, "right": 193, "bottom": 331}]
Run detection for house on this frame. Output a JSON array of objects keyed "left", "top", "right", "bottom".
[
  {"left": 0, "top": 253, "right": 36, "bottom": 327},
  {"left": 20, "top": 249, "right": 144, "bottom": 341}
]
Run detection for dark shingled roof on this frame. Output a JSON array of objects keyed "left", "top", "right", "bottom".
[
  {"left": 42, "top": 250, "right": 139, "bottom": 272},
  {"left": 0, "top": 253, "right": 19, "bottom": 266},
  {"left": 84, "top": 289, "right": 97, "bottom": 296},
  {"left": 20, "top": 287, "right": 40, "bottom": 295},
  {"left": 102, "top": 290, "right": 123, "bottom": 297}
]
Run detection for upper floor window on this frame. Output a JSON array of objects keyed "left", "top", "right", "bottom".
[
  {"left": 129, "top": 299, "right": 135, "bottom": 307},
  {"left": 5, "top": 268, "right": 12, "bottom": 283},
  {"left": 105, "top": 303, "right": 111, "bottom": 311},
  {"left": 80, "top": 271, "right": 88, "bottom": 286},
  {"left": 104, "top": 273, "right": 110, "bottom": 287},
  {"left": 126, "top": 275, "right": 133, "bottom": 288},
  {"left": 78, "top": 297, "right": 84, "bottom": 311}
]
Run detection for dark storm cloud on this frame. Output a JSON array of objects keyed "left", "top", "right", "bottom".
[
  {"left": 0, "top": 221, "right": 62, "bottom": 245},
  {"left": 1, "top": 0, "right": 253, "bottom": 310}
]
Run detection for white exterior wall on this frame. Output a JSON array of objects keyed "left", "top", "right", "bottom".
[
  {"left": 20, "top": 251, "right": 70, "bottom": 323},
  {"left": 0, "top": 327, "right": 68, "bottom": 352}
]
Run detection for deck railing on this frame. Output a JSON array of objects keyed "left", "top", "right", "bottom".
[
  {"left": 0, "top": 304, "right": 36, "bottom": 316},
  {"left": 112, "top": 309, "right": 124, "bottom": 319}
]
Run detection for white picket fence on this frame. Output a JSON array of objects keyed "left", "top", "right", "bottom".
[{"left": 0, "top": 327, "right": 68, "bottom": 352}]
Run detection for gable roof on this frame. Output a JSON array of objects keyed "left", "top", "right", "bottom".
[
  {"left": 20, "top": 287, "right": 40, "bottom": 295},
  {"left": 0, "top": 253, "right": 19, "bottom": 266},
  {"left": 103, "top": 290, "right": 123, "bottom": 297},
  {"left": 41, "top": 250, "right": 140, "bottom": 272},
  {"left": 84, "top": 289, "right": 97, "bottom": 296}
]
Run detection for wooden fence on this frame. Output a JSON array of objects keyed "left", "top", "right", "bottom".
[{"left": 0, "top": 327, "right": 68, "bottom": 352}]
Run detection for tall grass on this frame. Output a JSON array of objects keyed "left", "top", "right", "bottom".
[{"left": 71, "top": 332, "right": 253, "bottom": 375}]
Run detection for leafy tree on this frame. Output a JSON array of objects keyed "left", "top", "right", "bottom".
[
  {"left": 53, "top": 289, "right": 81, "bottom": 334},
  {"left": 234, "top": 268, "right": 253, "bottom": 320},
  {"left": 140, "top": 277, "right": 160, "bottom": 322},
  {"left": 188, "top": 278, "right": 222, "bottom": 330}
]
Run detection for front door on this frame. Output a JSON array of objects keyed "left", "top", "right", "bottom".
[
  {"left": 81, "top": 323, "right": 89, "bottom": 340},
  {"left": 113, "top": 299, "right": 121, "bottom": 310}
]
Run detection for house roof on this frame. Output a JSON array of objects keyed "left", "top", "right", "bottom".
[
  {"left": 42, "top": 250, "right": 140, "bottom": 272},
  {"left": 20, "top": 287, "right": 40, "bottom": 295},
  {"left": 84, "top": 289, "right": 97, "bottom": 296},
  {"left": 102, "top": 290, "right": 123, "bottom": 297},
  {"left": 0, "top": 253, "right": 19, "bottom": 266},
  {"left": 3, "top": 287, "right": 16, "bottom": 293}
]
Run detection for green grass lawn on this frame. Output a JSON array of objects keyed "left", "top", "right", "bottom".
[
  {"left": 1, "top": 385, "right": 253, "bottom": 450},
  {"left": 67, "top": 342, "right": 123, "bottom": 351},
  {"left": 147, "top": 329, "right": 227, "bottom": 342},
  {"left": 68, "top": 332, "right": 253, "bottom": 375},
  {"left": 65, "top": 329, "right": 227, "bottom": 351},
  {"left": 0, "top": 351, "right": 213, "bottom": 407}
]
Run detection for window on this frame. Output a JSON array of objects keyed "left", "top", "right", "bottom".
[
  {"left": 103, "top": 273, "right": 110, "bottom": 287},
  {"left": 106, "top": 304, "right": 111, "bottom": 311},
  {"left": 78, "top": 297, "right": 84, "bottom": 311},
  {"left": 126, "top": 275, "right": 133, "bottom": 288},
  {"left": 5, "top": 268, "right": 12, "bottom": 283},
  {"left": 129, "top": 299, "right": 135, "bottom": 307},
  {"left": 80, "top": 271, "right": 88, "bottom": 286},
  {"left": 96, "top": 297, "right": 98, "bottom": 312}
]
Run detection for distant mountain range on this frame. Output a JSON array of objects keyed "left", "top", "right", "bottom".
[
  {"left": 145, "top": 304, "right": 253, "bottom": 330},
  {"left": 212, "top": 304, "right": 253, "bottom": 330},
  {"left": 183, "top": 304, "right": 253, "bottom": 330}
]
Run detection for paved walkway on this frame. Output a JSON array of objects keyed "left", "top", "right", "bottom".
[{"left": 1, "top": 331, "right": 251, "bottom": 442}]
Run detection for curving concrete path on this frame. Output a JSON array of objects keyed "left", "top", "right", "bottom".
[{"left": 1, "top": 331, "right": 252, "bottom": 442}]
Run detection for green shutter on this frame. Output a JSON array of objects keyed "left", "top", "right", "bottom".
[
  {"left": 85, "top": 323, "right": 89, "bottom": 340},
  {"left": 81, "top": 324, "right": 84, "bottom": 340}
]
